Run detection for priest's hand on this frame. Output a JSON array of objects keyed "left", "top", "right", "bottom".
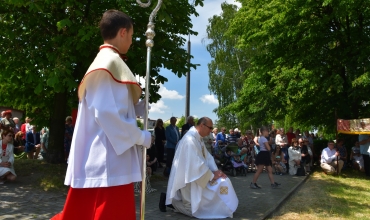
[{"left": 212, "top": 170, "right": 227, "bottom": 180}]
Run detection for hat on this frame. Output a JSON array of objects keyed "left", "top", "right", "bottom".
[{"left": 234, "top": 128, "right": 239, "bottom": 132}]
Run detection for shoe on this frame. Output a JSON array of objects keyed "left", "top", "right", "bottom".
[
  {"left": 274, "top": 182, "right": 281, "bottom": 186},
  {"left": 279, "top": 172, "right": 283, "bottom": 176},
  {"left": 250, "top": 182, "right": 261, "bottom": 189},
  {"left": 159, "top": 192, "right": 166, "bottom": 212},
  {"left": 271, "top": 184, "right": 278, "bottom": 189}
]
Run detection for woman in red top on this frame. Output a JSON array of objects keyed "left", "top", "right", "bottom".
[{"left": 0, "top": 129, "right": 16, "bottom": 184}]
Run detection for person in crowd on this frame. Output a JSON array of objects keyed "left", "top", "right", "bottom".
[
  {"left": 303, "top": 138, "right": 313, "bottom": 172},
  {"left": 253, "top": 130, "right": 261, "bottom": 155},
  {"left": 13, "top": 131, "right": 25, "bottom": 155},
  {"left": 288, "top": 138, "right": 301, "bottom": 175},
  {"left": 135, "top": 137, "right": 157, "bottom": 194},
  {"left": 350, "top": 141, "right": 364, "bottom": 172},
  {"left": 286, "top": 127, "right": 295, "bottom": 146},
  {"left": 239, "top": 147, "right": 249, "bottom": 165},
  {"left": 269, "top": 129, "right": 276, "bottom": 152},
  {"left": 276, "top": 128, "right": 289, "bottom": 173},
  {"left": 250, "top": 126, "right": 280, "bottom": 189},
  {"left": 272, "top": 145, "right": 285, "bottom": 175},
  {"left": 211, "top": 127, "right": 218, "bottom": 153},
  {"left": 25, "top": 126, "right": 41, "bottom": 159},
  {"left": 321, "top": 140, "right": 343, "bottom": 175},
  {"left": 164, "top": 117, "right": 180, "bottom": 177},
  {"left": 40, "top": 127, "right": 49, "bottom": 159},
  {"left": 227, "top": 128, "right": 237, "bottom": 144},
  {"left": 64, "top": 116, "right": 74, "bottom": 162},
  {"left": 163, "top": 117, "right": 238, "bottom": 218},
  {"left": 299, "top": 138, "right": 311, "bottom": 173},
  {"left": 13, "top": 117, "right": 20, "bottom": 134},
  {"left": 215, "top": 127, "right": 227, "bottom": 153},
  {"left": 336, "top": 139, "right": 347, "bottom": 169},
  {"left": 154, "top": 118, "right": 166, "bottom": 168},
  {"left": 358, "top": 124, "right": 370, "bottom": 176},
  {"left": 237, "top": 138, "right": 244, "bottom": 149},
  {"left": 234, "top": 128, "right": 241, "bottom": 138},
  {"left": 202, "top": 128, "right": 214, "bottom": 155},
  {"left": 0, "top": 129, "right": 16, "bottom": 184},
  {"left": 294, "top": 129, "right": 301, "bottom": 140},
  {"left": 0, "top": 110, "right": 16, "bottom": 130},
  {"left": 20, "top": 117, "right": 32, "bottom": 140},
  {"left": 303, "top": 131, "right": 313, "bottom": 147},
  {"left": 147, "top": 135, "right": 158, "bottom": 174},
  {"left": 52, "top": 10, "right": 152, "bottom": 220},
  {"left": 134, "top": 153, "right": 157, "bottom": 194},
  {"left": 0, "top": 111, "right": 5, "bottom": 120},
  {"left": 181, "top": 116, "right": 194, "bottom": 138},
  {"left": 244, "top": 130, "right": 256, "bottom": 172}
]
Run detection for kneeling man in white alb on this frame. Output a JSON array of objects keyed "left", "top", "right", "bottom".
[{"left": 162, "top": 117, "right": 238, "bottom": 219}]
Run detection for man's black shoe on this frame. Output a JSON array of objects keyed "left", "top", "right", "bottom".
[{"left": 159, "top": 192, "right": 166, "bottom": 212}]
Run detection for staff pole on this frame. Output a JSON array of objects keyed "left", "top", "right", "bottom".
[{"left": 136, "top": 1, "right": 163, "bottom": 219}]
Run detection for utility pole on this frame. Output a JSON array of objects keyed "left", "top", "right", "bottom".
[{"left": 185, "top": 35, "right": 191, "bottom": 119}]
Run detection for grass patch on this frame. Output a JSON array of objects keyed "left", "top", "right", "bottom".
[
  {"left": 14, "top": 159, "right": 68, "bottom": 192},
  {"left": 271, "top": 168, "right": 370, "bottom": 220}
]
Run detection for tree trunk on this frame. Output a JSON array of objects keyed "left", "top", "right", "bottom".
[{"left": 46, "top": 92, "right": 68, "bottom": 163}]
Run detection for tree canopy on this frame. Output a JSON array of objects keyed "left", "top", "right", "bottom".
[
  {"left": 206, "top": 0, "right": 370, "bottom": 134},
  {"left": 0, "top": 0, "right": 204, "bottom": 162}
]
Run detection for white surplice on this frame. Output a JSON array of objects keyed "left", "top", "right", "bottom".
[
  {"left": 64, "top": 45, "right": 151, "bottom": 188},
  {"left": 166, "top": 127, "right": 238, "bottom": 219}
]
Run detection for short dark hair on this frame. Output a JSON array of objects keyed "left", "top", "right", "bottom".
[
  {"left": 99, "top": 10, "right": 133, "bottom": 40},
  {"left": 197, "top": 117, "right": 210, "bottom": 126},
  {"left": 260, "top": 126, "right": 268, "bottom": 132},
  {"left": 1, "top": 129, "right": 14, "bottom": 138}
]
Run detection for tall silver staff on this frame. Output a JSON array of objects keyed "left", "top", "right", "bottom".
[{"left": 136, "top": 0, "right": 163, "bottom": 219}]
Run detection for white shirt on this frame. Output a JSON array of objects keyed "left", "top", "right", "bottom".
[
  {"left": 321, "top": 147, "right": 338, "bottom": 164},
  {"left": 64, "top": 72, "right": 151, "bottom": 188},
  {"left": 275, "top": 134, "right": 286, "bottom": 146}
]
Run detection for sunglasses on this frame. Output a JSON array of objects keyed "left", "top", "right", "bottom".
[{"left": 203, "top": 124, "right": 213, "bottom": 130}]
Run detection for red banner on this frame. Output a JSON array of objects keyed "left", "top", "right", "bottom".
[{"left": 337, "top": 118, "right": 370, "bottom": 134}]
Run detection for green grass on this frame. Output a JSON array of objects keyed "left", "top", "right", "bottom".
[
  {"left": 271, "top": 168, "right": 370, "bottom": 220},
  {"left": 14, "top": 159, "right": 68, "bottom": 192}
]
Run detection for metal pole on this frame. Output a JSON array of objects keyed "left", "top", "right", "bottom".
[
  {"left": 136, "top": 1, "right": 163, "bottom": 219},
  {"left": 185, "top": 35, "right": 191, "bottom": 119}
]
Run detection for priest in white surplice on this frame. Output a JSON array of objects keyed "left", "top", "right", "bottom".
[{"left": 165, "top": 117, "right": 238, "bottom": 219}]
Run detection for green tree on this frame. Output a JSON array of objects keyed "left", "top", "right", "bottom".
[
  {"left": 0, "top": 0, "right": 204, "bottom": 162},
  {"left": 205, "top": 3, "right": 250, "bottom": 130},
  {"left": 226, "top": 0, "right": 370, "bottom": 133}
]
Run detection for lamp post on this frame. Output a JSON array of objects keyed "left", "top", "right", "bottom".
[
  {"left": 136, "top": 1, "right": 163, "bottom": 219},
  {"left": 185, "top": 35, "right": 191, "bottom": 119}
]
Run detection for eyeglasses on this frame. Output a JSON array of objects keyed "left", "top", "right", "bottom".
[{"left": 203, "top": 124, "right": 213, "bottom": 130}]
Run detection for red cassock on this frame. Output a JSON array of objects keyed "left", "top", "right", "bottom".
[{"left": 51, "top": 184, "right": 136, "bottom": 220}]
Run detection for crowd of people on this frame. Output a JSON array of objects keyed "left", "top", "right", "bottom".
[
  {"left": 3, "top": 9, "right": 369, "bottom": 219},
  {"left": 0, "top": 110, "right": 74, "bottom": 184}
]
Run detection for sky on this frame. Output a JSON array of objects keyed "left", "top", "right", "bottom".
[{"left": 142, "top": 0, "right": 240, "bottom": 122}]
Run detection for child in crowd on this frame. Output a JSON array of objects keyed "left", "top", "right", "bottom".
[{"left": 134, "top": 136, "right": 157, "bottom": 194}]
